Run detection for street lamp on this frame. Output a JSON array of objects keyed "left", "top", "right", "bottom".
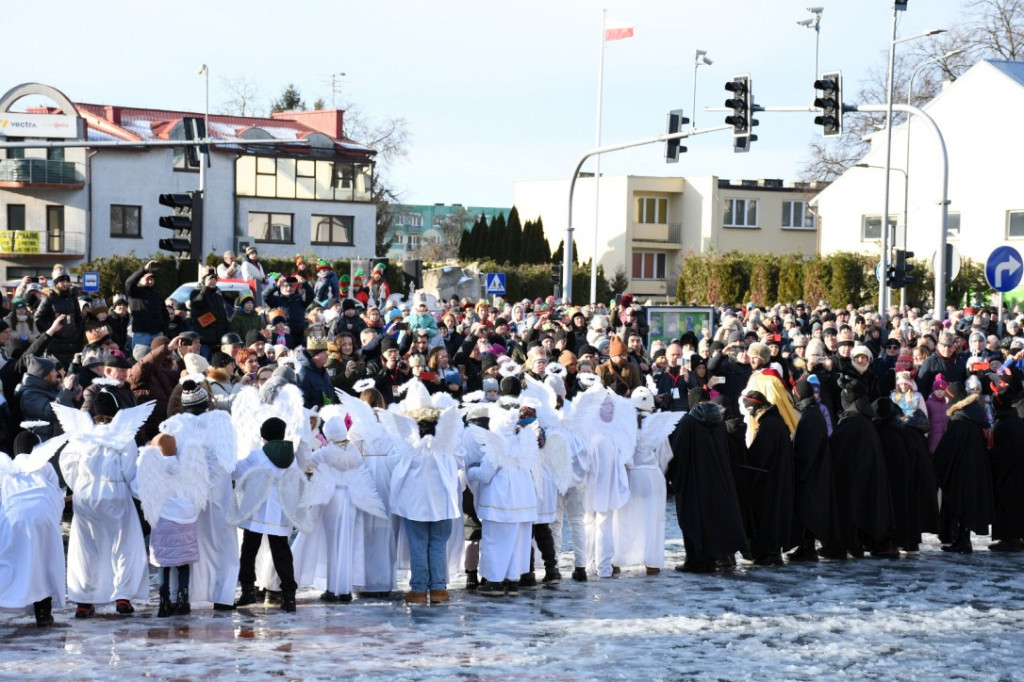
[
  {"left": 797, "top": 7, "right": 823, "bottom": 81},
  {"left": 879, "top": 3, "right": 946, "bottom": 316},
  {"left": 197, "top": 64, "right": 209, "bottom": 194},
  {"left": 692, "top": 50, "right": 712, "bottom": 130}
]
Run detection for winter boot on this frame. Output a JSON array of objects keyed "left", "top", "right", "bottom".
[
  {"left": 319, "top": 591, "right": 339, "bottom": 602},
  {"left": 476, "top": 581, "right": 506, "bottom": 597},
  {"left": 281, "top": 591, "right": 296, "bottom": 613},
  {"left": 115, "top": 599, "right": 135, "bottom": 615},
  {"left": 571, "top": 566, "right": 588, "bottom": 582},
  {"left": 464, "top": 570, "right": 479, "bottom": 590},
  {"left": 429, "top": 589, "right": 450, "bottom": 603},
  {"left": 175, "top": 587, "right": 191, "bottom": 616},
  {"left": 542, "top": 568, "right": 562, "bottom": 585},
  {"left": 33, "top": 598, "right": 54, "bottom": 627},
  {"left": 265, "top": 590, "right": 282, "bottom": 605},
  {"left": 505, "top": 579, "right": 520, "bottom": 596},
  {"left": 519, "top": 572, "right": 540, "bottom": 589},
  {"left": 157, "top": 586, "right": 175, "bottom": 618},
  {"left": 75, "top": 603, "right": 95, "bottom": 619},
  {"left": 235, "top": 583, "right": 259, "bottom": 608},
  {"left": 404, "top": 591, "right": 428, "bottom": 604}
]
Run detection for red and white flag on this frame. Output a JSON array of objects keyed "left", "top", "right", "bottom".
[{"left": 604, "top": 22, "right": 634, "bottom": 42}]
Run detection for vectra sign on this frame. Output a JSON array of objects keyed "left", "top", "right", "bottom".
[{"left": 0, "top": 113, "right": 78, "bottom": 138}]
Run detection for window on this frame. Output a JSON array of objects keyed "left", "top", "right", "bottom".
[
  {"left": 6, "top": 148, "right": 24, "bottom": 160},
  {"left": 6, "top": 204, "right": 25, "bottom": 230},
  {"left": 47, "top": 206, "right": 64, "bottom": 252},
  {"left": 407, "top": 214, "right": 423, "bottom": 228},
  {"left": 393, "top": 233, "right": 405, "bottom": 245},
  {"left": 782, "top": 201, "right": 815, "bottom": 229},
  {"left": 47, "top": 147, "right": 64, "bottom": 162},
  {"left": 946, "top": 212, "right": 960, "bottom": 240},
  {"left": 632, "top": 251, "right": 667, "bottom": 280},
  {"left": 635, "top": 197, "right": 668, "bottom": 224},
  {"left": 1009, "top": 211, "right": 1024, "bottom": 239},
  {"left": 311, "top": 215, "right": 354, "bottom": 245},
  {"left": 861, "top": 215, "right": 897, "bottom": 241},
  {"left": 724, "top": 198, "right": 758, "bottom": 228},
  {"left": 248, "top": 212, "right": 293, "bottom": 243},
  {"left": 407, "top": 234, "right": 419, "bottom": 250},
  {"left": 111, "top": 204, "right": 142, "bottom": 238}
]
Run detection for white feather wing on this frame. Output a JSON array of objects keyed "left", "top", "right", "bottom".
[
  {"left": 137, "top": 445, "right": 179, "bottom": 524},
  {"left": 637, "top": 411, "right": 683, "bottom": 455},
  {"left": 50, "top": 402, "right": 94, "bottom": 440},
  {"left": 338, "top": 466, "right": 387, "bottom": 519},
  {"left": 198, "top": 410, "right": 237, "bottom": 474},
  {"left": 13, "top": 434, "right": 68, "bottom": 475},
  {"left": 106, "top": 400, "right": 157, "bottom": 450}
]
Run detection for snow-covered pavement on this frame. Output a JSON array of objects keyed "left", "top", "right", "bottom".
[{"left": 2, "top": 504, "right": 1021, "bottom": 681}]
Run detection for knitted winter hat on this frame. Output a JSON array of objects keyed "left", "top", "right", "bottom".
[
  {"left": 260, "top": 417, "right": 287, "bottom": 442},
  {"left": 183, "top": 353, "right": 209, "bottom": 376},
  {"left": 180, "top": 379, "right": 210, "bottom": 414},
  {"left": 26, "top": 355, "right": 55, "bottom": 379},
  {"left": 748, "top": 342, "right": 771, "bottom": 364}
]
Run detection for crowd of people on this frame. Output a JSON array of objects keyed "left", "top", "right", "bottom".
[{"left": 1, "top": 252, "right": 1024, "bottom": 627}]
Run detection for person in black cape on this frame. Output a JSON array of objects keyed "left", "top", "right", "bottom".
[
  {"left": 669, "top": 387, "right": 746, "bottom": 573},
  {"left": 898, "top": 408, "right": 940, "bottom": 551},
  {"left": 823, "top": 374, "right": 894, "bottom": 559},
  {"left": 986, "top": 367, "right": 1024, "bottom": 552},
  {"left": 789, "top": 380, "right": 838, "bottom": 562},
  {"left": 933, "top": 381, "right": 993, "bottom": 554},
  {"left": 870, "top": 397, "right": 918, "bottom": 557},
  {"left": 740, "top": 390, "right": 795, "bottom": 566}
]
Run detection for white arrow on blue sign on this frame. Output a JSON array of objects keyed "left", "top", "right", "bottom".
[
  {"left": 985, "top": 246, "right": 1024, "bottom": 292},
  {"left": 485, "top": 273, "right": 506, "bottom": 295}
]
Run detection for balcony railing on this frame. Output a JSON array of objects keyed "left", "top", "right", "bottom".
[
  {"left": 0, "top": 159, "right": 83, "bottom": 187},
  {"left": 633, "top": 222, "right": 682, "bottom": 243},
  {"left": 0, "top": 230, "right": 85, "bottom": 256}
]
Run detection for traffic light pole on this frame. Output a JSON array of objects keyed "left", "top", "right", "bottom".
[{"left": 562, "top": 124, "right": 731, "bottom": 304}]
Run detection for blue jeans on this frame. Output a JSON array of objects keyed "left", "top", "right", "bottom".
[
  {"left": 402, "top": 517, "right": 451, "bottom": 592},
  {"left": 131, "top": 331, "right": 158, "bottom": 361}
]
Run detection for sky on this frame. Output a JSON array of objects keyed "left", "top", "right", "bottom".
[{"left": 2, "top": 0, "right": 967, "bottom": 208}]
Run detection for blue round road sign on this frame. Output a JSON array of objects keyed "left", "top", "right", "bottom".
[{"left": 985, "top": 246, "right": 1024, "bottom": 292}]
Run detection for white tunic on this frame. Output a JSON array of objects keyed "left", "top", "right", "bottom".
[
  {"left": 612, "top": 439, "right": 673, "bottom": 569},
  {"left": 61, "top": 441, "right": 148, "bottom": 604},
  {"left": 356, "top": 437, "right": 399, "bottom": 592},
  {"left": 190, "top": 453, "right": 239, "bottom": 606},
  {"left": 0, "top": 463, "right": 66, "bottom": 609}
]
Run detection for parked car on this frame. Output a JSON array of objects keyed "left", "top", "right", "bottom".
[{"left": 168, "top": 278, "right": 254, "bottom": 305}]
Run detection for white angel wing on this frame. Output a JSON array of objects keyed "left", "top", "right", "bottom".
[
  {"left": 226, "top": 466, "right": 274, "bottom": 527},
  {"left": 13, "top": 434, "right": 68, "bottom": 475},
  {"left": 176, "top": 434, "right": 211, "bottom": 513},
  {"left": 333, "top": 390, "right": 375, "bottom": 440},
  {"left": 50, "top": 402, "right": 94, "bottom": 440},
  {"left": 106, "top": 400, "right": 157, "bottom": 450},
  {"left": 522, "top": 375, "right": 561, "bottom": 431},
  {"left": 645, "top": 373, "right": 659, "bottom": 394},
  {"left": 539, "top": 429, "right": 574, "bottom": 494},
  {"left": 601, "top": 392, "right": 639, "bottom": 466},
  {"left": 277, "top": 466, "right": 313, "bottom": 534},
  {"left": 0, "top": 452, "right": 13, "bottom": 476},
  {"left": 338, "top": 466, "right": 387, "bottom": 519},
  {"left": 561, "top": 385, "right": 606, "bottom": 450},
  {"left": 198, "top": 410, "right": 237, "bottom": 474},
  {"left": 431, "top": 392, "right": 459, "bottom": 411},
  {"left": 637, "top": 411, "right": 684, "bottom": 455},
  {"left": 304, "top": 463, "right": 342, "bottom": 508},
  {"left": 275, "top": 384, "right": 311, "bottom": 451},
  {"left": 432, "top": 407, "right": 465, "bottom": 458},
  {"left": 377, "top": 409, "right": 417, "bottom": 444},
  {"left": 137, "top": 445, "right": 179, "bottom": 524},
  {"left": 230, "top": 385, "right": 266, "bottom": 461}
]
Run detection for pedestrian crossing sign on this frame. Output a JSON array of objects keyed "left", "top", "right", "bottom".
[{"left": 486, "top": 273, "right": 506, "bottom": 295}]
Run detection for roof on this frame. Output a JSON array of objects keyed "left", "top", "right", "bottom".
[
  {"left": 986, "top": 59, "right": 1024, "bottom": 88},
  {"left": 69, "top": 103, "right": 375, "bottom": 161}
]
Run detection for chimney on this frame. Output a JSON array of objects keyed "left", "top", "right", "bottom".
[{"left": 273, "top": 109, "right": 345, "bottom": 139}]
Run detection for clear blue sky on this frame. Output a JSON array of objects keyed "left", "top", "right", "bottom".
[{"left": 3, "top": 0, "right": 965, "bottom": 207}]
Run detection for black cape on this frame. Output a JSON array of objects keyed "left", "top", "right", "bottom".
[
  {"left": 990, "top": 404, "right": 1024, "bottom": 541},
  {"left": 792, "top": 397, "right": 838, "bottom": 546},
  {"left": 934, "top": 394, "right": 993, "bottom": 540},
  {"left": 745, "top": 405, "right": 796, "bottom": 556},
  {"left": 671, "top": 402, "right": 747, "bottom": 565}
]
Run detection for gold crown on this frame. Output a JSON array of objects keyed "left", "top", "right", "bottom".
[{"left": 306, "top": 336, "right": 329, "bottom": 352}]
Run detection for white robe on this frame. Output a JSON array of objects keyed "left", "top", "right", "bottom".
[
  {"left": 0, "top": 463, "right": 66, "bottom": 609},
  {"left": 190, "top": 455, "right": 238, "bottom": 606},
  {"left": 61, "top": 441, "right": 148, "bottom": 604},
  {"left": 293, "top": 487, "right": 364, "bottom": 595},
  {"left": 612, "top": 439, "right": 673, "bottom": 569},
  {"left": 356, "top": 441, "right": 399, "bottom": 592}
]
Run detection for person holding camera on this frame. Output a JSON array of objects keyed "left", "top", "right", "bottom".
[
  {"left": 35, "top": 272, "right": 85, "bottom": 368},
  {"left": 373, "top": 338, "right": 412, "bottom": 404}
]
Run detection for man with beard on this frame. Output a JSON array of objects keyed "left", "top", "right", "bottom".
[
  {"left": 824, "top": 375, "right": 894, "bottom": 559},
  {"left": 670, "top": 387, "right": 746, "bottom": 573},
  {"left": 987, "top": 366, "right": 1024, "bottom": 552},
  {"left": 740, "top": 390, "right": 794, "bottom": 566},
  {"left": 788, "top": 379, "right": 837, "bottom": 562},
  {"left": 595, "top": 335, "right": 640, "bottom": 397},
  {"left": 934, "top": 381, "right": 993, "bottom": 553},
  {"left": 917, "top": 332, "right": 966, "bottom": 396}
]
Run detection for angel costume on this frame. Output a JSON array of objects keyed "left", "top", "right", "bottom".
[
  {"left": 612, "top": 408, "right": 683, "bottom": 571},
  {"left": 582, "top": 390, "right": 638, "bottom": 578},
  {"left": 228, "top": 417, "right": 311, "bottom": 612},
  {"left": 57, "top": 399, "right": 155, "bottom": 614},
  {"left": 292, "top": 413, "right": 387, "bottom": 599},
  {"left": 467, "top": 405, "right": 540, "bottom": 591},
  {"left": 0, "top": 430, "right": 66, "bottom": 626},
  {"left": 334, "top": 387, "right": 401, "bottom": 595},
  {"left": 160, "top": 410, "right": 238, "bottom": 609},
  {"left": 385, "top": 380, "right": 463, "bottom": 601}
]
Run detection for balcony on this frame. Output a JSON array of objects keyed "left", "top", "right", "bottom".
[
  {"left": 0, "top": 230, "right": 85, "bottom": 259},
  {"left": 632, "top": 222, "right": 682, "bottom": 249},
  {"left": 0, "top": 159, "right": 84, "bottom": 189}
]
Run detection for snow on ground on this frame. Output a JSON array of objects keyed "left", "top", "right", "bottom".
[{"left": 1, "top": 503, "right": 1021, "bottom": 681}]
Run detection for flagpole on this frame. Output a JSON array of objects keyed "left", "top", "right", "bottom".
[{"left": 590, "top": 9, "right": 606, "bottom": 306}]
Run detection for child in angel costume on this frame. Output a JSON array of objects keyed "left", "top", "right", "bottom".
[
  {"left": 380, "top": 378, "right": 463, "bottom": 605},
  {"left": 159, "top": 380, "right": 239, "bottom": 610},
  {"left": 335, "top": 382, "right": 401, "bottom": 597},
  {"left": 55, "top": 390, "right": 156, "bottom": 617},
  {"left": 292, "top": 410, "right": 387, "bottom": 602},
  {"left": 581, "top": 388, "right": 638, "bottom": 578},
  {"left": 228, "top": 416, "right": 312, "bottom": 613},
  {"left": 466, "top": 403, "right": 540, "bottom": 596},
  {"left": 137, "top": 431, "right": 209, "bottom": 617},
  {"left": 611, "top": 385, "right": 683, "bottom": 574},
  {"left": 230, "top": 373, "right": 313, "bottom": 604},
  {"left": 0, "top": 426, "right": 67, "bottom": 627}
]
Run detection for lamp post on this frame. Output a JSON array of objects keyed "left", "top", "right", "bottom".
[
  {"left": 880, "top": 11, "right": 945, "bottom": 317},
  {"left": 797, "top": 7, "right": 823, "bottom": 82},
  {"left": 197, "top": 64, "right": 209, "bottom": 194},
  {"left": 857, "top": 163, "right": 908, "bottom": 305},
  {"left": 691, "top": 50, "right": 712, "bottom": 130}
]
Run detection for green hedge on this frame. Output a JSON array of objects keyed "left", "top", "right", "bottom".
[{"left": 675, "top": 250, "right": 987, "bottom": 309}]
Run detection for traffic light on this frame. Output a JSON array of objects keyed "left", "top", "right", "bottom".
[
  {"left": 550, "top": 264, "right": 562, "bottom": 285},
  {"left": 158, "top": 191, "right": 203, "bottom": 259},
  {"left": 181, "top": 117, "right": 207, "bottom": 168},
  {"left": 813, "top": 71, "right": 843, "bottom": 137},
  {"left": 893, "top": 249, "right": 915, "bottom": 287},
  {"left": 664, "top": 109, "right": 689, "bottom": 163},
  {"left": 402, "top": 259, "right": 423, "bottom": 291},
  {"left": 724, "top": 74, "right": 757, "bottom": 153}
]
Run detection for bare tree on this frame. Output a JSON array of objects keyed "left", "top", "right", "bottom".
[
  {"left": 417, "top": 206, "right": 469, "bottom": 261},
  {"left": 219, "top": 76, "right": 263, "bottom": 117}
]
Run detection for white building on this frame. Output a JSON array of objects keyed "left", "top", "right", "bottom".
[
  {"left": 514, "top": 174, "right": 822, "bottom": 300},
  {"left": 0, "top": 83, "right": 377, "bottom": 281},
  {"left": 814, "top": 60, "right": 1024, "bottom": 266}
]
